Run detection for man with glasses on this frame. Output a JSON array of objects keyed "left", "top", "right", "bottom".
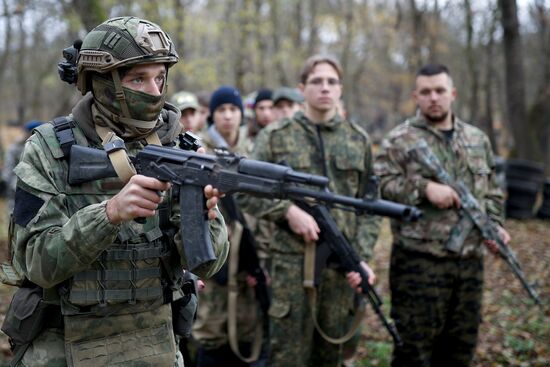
[{"left": 241, "top": 55, "right": 380, "bottom": 366}]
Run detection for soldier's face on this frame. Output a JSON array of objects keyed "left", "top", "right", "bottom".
[
  {"left": 179, "top": 108, "right": 199, "bottom": 132},
  {"left": 213, "top": 103, "right": 242, "bottom": 136},
  {"left": 121, "top": 63, "right": 166, "bottom": 96},
  {"left": 413, "top": 73, "right": 456, "bottom": 124},
  {"left": 274, "top": 99, "right": 301, "bottom": 120},
  {"left": 300, "top": 62, "right": 342, "bottom": 113},
  {"left": 254, "top": 100, "right": 275, "bottom": 127}
]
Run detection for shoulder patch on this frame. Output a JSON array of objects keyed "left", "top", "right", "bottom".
[{"left": 13, "top": 187, "right": 45, "bottom": 227}]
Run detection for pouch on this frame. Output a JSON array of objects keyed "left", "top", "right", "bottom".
[{"left": 1, "top": 285, "right": 48, "bottom": 345}]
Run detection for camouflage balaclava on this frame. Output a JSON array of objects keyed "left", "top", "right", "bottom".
[{"left": 77, "top": 16, "right": 178, "bottom": 139}]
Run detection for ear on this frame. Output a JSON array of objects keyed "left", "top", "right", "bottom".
[
  {"left": 451, "top": 87, "right": 457, "bottom": 102},
  {"left": 298, "top": 83, "right": 305, "bottom": 93}
]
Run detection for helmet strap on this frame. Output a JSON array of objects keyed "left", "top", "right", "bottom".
[{"left": 111, "top": 69, "right": 132, "bottom": 119}]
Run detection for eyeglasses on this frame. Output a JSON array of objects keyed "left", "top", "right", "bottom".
[{"left": 306, "top": 77, "right": 341, "bottom": 87}]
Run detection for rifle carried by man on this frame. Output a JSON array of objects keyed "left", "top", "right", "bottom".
[
  {"left": 409, "top": 140, "right": 542, "bottom": 306},
  {"left": 68, "top": 137, "right": 422, "bottom": 274},
  {"left": 295, "top": 201, "right": 404, "bottom": 346}
]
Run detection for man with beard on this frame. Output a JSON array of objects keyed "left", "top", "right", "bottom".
[
  {"left": 2, "top": 16, "right": 228, "bottom": 366},
  {"left": 374, "top": 63, "right": 510, "bottom": 367}
]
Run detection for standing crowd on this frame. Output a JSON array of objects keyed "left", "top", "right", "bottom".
[{"left": 0, "top": 16, "right": 510, "bottom": 367}]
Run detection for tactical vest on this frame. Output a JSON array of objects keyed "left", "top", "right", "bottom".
[{"left": 50, "top": 117, "right": 184, "bottom": 316}]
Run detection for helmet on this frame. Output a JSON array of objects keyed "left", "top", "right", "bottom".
[{"left": 76, "top": 16, "right": 178, "bottom": 94}]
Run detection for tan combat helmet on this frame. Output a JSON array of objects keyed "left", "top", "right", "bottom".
[{"left": 76, "top": 16, "right": 179, "bottom": 95}]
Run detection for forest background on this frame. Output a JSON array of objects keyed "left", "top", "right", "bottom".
[
  {"left": 0, "top": 1, "right": 548, "bottom": 366},
  {"left": 0, "top": 0, "right": 549, "bottom": 172}
]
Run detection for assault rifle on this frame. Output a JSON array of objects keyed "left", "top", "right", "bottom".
[
  {"left": 68, "top": 142, "right": 422, "bottom": 273},
  {"left": 409, "top": 140, "right": 542, "bottom": 306},
  {"left": 295, "top": 201, "right": 403, "bottom": 346}
]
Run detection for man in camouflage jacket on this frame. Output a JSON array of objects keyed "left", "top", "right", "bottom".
[
  {"left": 374, "top": 63, "right": 510, "bottom": 367},
  {"left": 4, "top": 17, "right": 228, "bottom": 367},
  {"left": 241, "top": 55, "right": 380, "bottom": 367}
]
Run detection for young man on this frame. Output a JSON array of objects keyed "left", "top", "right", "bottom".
[
  {"left": 374, "top": 63, "right": 510, "bottom": 367},
  {"left": 242, "top": 55, "right": 380, "bottom": 366},
  {"left": 193, "top": 86, "right": 262, "bottom": 367},
  {"left": 3, "top": 17, "right": 228, "bottom": 366},
  {"left": 271, "top": 87, "right": 303, "bottom": 121},
  {"left": 171, "top": 90, "right": 201, "bottom": 132},
  {"left": 247, "top": 89, "right": 275, "bottom": 139}
]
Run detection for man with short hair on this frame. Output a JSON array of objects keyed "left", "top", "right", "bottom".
[
  {"left": 242, "top": 55, "right": 380, "bottom": 367},
  {"left": 3, "top": 16, "right": 228, "bottom": 366},
  {"left": 374, "top": 63, "right": 510, "bottom": 367},
  {"left": 271, "top": 87, "right": 303, "bottom": 121},
  {"left": 171, "top": 90, "right": 201, "bottom": 132}
]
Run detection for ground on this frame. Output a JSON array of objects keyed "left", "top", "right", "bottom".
[{"left": 0, "top": 201, "right": 547, "bottom": 366}]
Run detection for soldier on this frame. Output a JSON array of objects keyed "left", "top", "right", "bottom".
[
  {"left": 2, "top": 17, "right": 229, "bottom": 366},
  {"left": 192, "top": 86, "right": 262, "bottom": 367},
  {"left": 241, "top": 55, "right": 380, "bottom": 367},
  {"left": 271, "top": 87, "right": 303, "bottom": 121},
  {"left": 171, "top": 90, "right": 201, "bottom": 132},
  {"left": 374, "top": 63, "right": 510, "bottom": 367},
  {"left": 247, "top": 89, "right": 274, "bottom": 140}
]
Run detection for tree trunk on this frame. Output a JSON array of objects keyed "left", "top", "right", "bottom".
[
  {"left": 498, "top": 0, "right": 539, "bottom": 160},
  {"left": 172, "top": 0, "right": 186, "bottom": 91},
  {"left": 72, "top": 0, "right": 106, "bottom": 31},
  {"left": 464, "top": 0, "right": 480, "bottom": 124},
  {"left": 306, "top": 0, "right": 319, "bottom": 56},
  {"left": 409, "top": 0, "right": 423, "bottom": 72},
  {"left": 528, "top": 0, "right": 550, "bottom": 173},
  {"left": 16, "top": 5, "right": 26, "bottom": 125},
  {"left": 269, "top": 0, "right": 290, "bottom": 86},
  {"left": 483, "top": 6, "right": 499, "bottom": 153}
]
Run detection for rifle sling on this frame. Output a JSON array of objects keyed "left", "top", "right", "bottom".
[
  {"left": 95, "top": 125, "right": 161, "bottom": 183},
  {"left": 303, "top": 241, "right": 365, "bottom": 345},
  {"left": 227, "top": 220, "right": 263, "bottom": 363}
]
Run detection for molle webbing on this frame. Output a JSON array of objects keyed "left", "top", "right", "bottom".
[
  {"left": 101, "top": 243, "right": 168, "bottom": 261},
  {"left": 69, "top": 288, "right": 163, "bottom": 304},
  {"left": 69, "top": 226, "right": 169, "bottom": 306},
  {"left": 73, "top": 268, "right": 161, "bottom": 281}
]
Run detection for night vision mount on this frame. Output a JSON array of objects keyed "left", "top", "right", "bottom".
[{"left": 57, "top": 39, "right": 82, "bottom": 85}]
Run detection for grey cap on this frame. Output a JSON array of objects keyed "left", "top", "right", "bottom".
[
  {"left": 272, "top": 87, "right": 304, "bottom": 104},
  {"left": 171, "top": 91, "right": 200, "bottom": 111}
]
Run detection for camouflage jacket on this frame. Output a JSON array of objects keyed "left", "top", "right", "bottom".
[
  {"left": 11, "top": 96, "right": 229, "bottom": 312},
  {"left": 374, "top": 115, "right": 504, "bottom": 258},
  {"left": 240, "top": 110, "right": 380, "bottom": 260}
]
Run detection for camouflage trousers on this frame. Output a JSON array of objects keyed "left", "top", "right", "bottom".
[
  {"left": 389, "top": 246, "right": 483, "bottom": 367},
  {"left": 268, "top": 252, "right": 357, "bottom": 367}
]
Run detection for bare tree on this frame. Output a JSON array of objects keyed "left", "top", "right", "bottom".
[
  {"left": 464, "top": 0, "right": 480, "bottom": 124},
  {"left": 528, "top": 0, "right": 550, "bottom": 172},
  {"left": 499, "top": 0, "right": 539, "bottom": 160},
  {"left": 269, "top": 0, "right": 290, "bottom": 85},
  {"left": 72, "top": 0, "right": 106, "bottom": 31},
  {"left": 172, "top": 0, "right": 186, "bottom": 91},
  {"left": 482, "top": 3, "right": 499, "bottom": 152}
]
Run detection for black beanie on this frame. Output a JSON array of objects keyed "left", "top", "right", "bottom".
[
  {"left": 254, "top": 89, "right": 273, "bottom": 108},
  {"left": 209, "top": 86, "right": 243, "bottom": 119}
]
